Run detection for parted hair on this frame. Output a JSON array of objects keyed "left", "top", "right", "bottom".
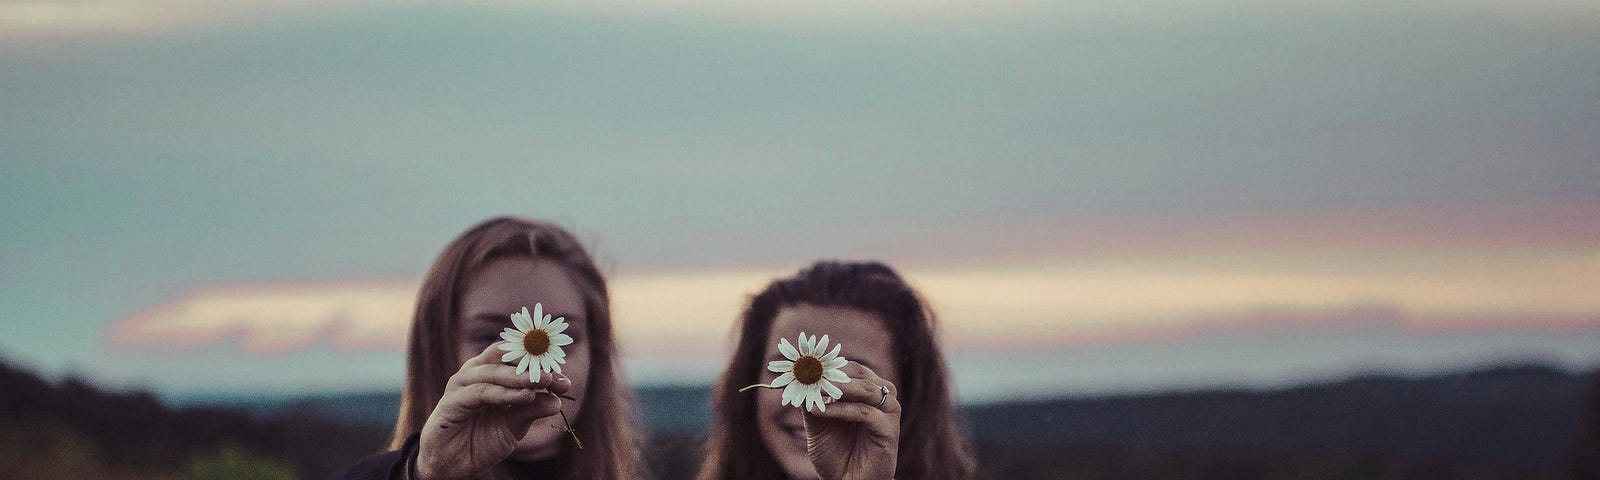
[
  {"left": 388, "top": 217, "right": 641, "bottom": 479},
  {"left": 698, "top": 260, "right": 977, "bottom": 480}
]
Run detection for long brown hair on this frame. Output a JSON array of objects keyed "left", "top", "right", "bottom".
[
  {"left": 388, "top": 217, "right": 642, "bottom": 479},
  {"left": 698, "top": 260, "right": 977, "bottom": 480}
]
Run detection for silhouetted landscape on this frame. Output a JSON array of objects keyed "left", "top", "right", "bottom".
[{"left": 5, "top": 358, "right": 1599, "bottom": 479}]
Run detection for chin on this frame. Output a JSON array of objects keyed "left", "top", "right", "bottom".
[
  {"left": 509, "top": 435, "right": 562, "bottom": 461},
  {"left": 773, "top": 450, "right": 820, "bottom": 480}
]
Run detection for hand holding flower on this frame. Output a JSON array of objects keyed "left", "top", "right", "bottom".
[
  {"left": 416, "top": 342, "right": 572, "bottom": 480},
  {"left": 741, "top": 333, "right": 902, "bottom": 480},
  {"left": 416, "top": 304, "right": 580, "bottom": 480},
  {"left": 803, "top": 362, "right": 900, "bottom": 480}
]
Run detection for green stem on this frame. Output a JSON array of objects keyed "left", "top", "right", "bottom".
[{"left": 558, "top": 409, "right": 583, "bottom": 450}]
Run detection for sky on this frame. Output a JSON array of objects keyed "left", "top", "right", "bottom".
[{"left": 2, "top": 0, "right": 1598, "bottom": 403}]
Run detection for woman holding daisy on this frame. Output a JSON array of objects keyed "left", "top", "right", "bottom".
[
  {"left": 699, "top": 261, "right": 976, "bottom": 480},
  {"left": 342, "top": 217, "right": 641, "bottom": 480}
]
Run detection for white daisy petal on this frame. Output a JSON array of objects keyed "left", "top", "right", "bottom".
[
  {"left": 821, "top": 344, "right": 842, "bottom": 361},
  {"left": 778, "top": 338, "right": 799, "bottom": 360},
  {"left": 820, "top": 379, "right": 843, "bottom": 399},
  {"left": 545, "top": 320, "right": 569, "bottom": 335},
  {"left": 755, "top": 332, "right": 860, "bottom": 411},
  {"left": 807, "top": 387, "right": 825, "bottom": 412},
  {"left": 781, "top": 381, "right": 801, "bottom": 406},
  {"left": 514, "top": 307, "right": 533, "bottom": 331},
  {"left": 800, "top": 382, "right": 825, "bottom": 404},
  {"left": 500, "top": 305, "right": 582, "bottom": 379}
]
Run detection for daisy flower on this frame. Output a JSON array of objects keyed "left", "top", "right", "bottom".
[
  {"left": 496, "top": 303, "right": 573, "bottom": 380},
  {"left": 741, "top": 332, "right": 851, "bottom": 412}
]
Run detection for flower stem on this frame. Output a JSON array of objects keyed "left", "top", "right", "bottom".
[
  {"left": 558, "top": 409, "right": 583, "bottom": 450},
  {"left": 738, "top": 383, "right": 783, "bottom": 392}
]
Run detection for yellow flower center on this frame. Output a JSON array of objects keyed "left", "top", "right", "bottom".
[
  {"left": 523, "top": 329, "right": 551, "bottom": 356},
  {"left": 793, "top": 355, "right": 823, "bottom": 384}
]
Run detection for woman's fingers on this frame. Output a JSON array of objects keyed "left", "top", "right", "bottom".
[
  {"left": 546, "top": 372, "right": 573, "bottom": 396},
  {"left": 806, "top": 399, "right": 889, "bottom": 425},
  {"left": 804, "top": 399, "right": 900, "bottom": 442},
  {"left": 832, "top": 362, "right": 901, "bottom": 414},
  {"left": 441, "top": 383, "right": 543, "bottom": 411},
  {"left": 452, "top": 364, "right": 551, "bottom": 390},
  {"left": 453, "top": 343, "right": 572, "bottom": 391},
  {"left": 463, "top": 341, "right": 512, "bottom": 368},
  {"left": 432, "top": 341, "right": 574, "bottom": 443}
]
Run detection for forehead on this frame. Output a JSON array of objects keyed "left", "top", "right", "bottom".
[
  {"left": 766, "top": 304, "right": 893, "bottom": 354},
  {"left": 459, "top": 257, "right": 586, "bottom": 321}
]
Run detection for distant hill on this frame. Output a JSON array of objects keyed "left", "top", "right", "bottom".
[
  {"left": 250, "top": 364, "right": 1600, "bottom": 478},
  {"left": 11, "top": 358, "right": 1599, "bottom": 479},
  {"left": 968, "top": 364, "right": 1592, "bottom": 462},
  {"left": 0, "top": 360, "right": 389, "bottom": 479},
  {"left": 218, "top": 364, "right": 1595, "bottom": 461}
]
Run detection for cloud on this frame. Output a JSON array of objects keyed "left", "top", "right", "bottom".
[
  {"left": 103, "top": 271, "right": 787, "bottom": 358},
  {"left": 0, "top": 1, "right": 331, "bottom": 38},
  {"left": 106, "top": 243, "right": 1600, "bottom": 357},
  {"left": 956, "top": 304, "right": 1600, "bottom": 351},
  {"left": 8, "top": 0, "right": 1597, "bottom": 41},
  {"left": 938, "top": 193, "right": 1600, "bottom": 267},
  {"left": 106, "top": 281, "right": 417, "bottom": 355}
]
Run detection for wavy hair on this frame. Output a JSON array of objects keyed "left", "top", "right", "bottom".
[
  {"left": 388, "top": 217, "right": 641, "bottom": 479},
  {"left": 698, "top": 260, "right": 976, "bottom": 480}
]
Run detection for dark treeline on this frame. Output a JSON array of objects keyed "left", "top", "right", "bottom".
[
  {"left": 968, "top": 365, "right": 1600, "bottom": 479},
  {"left": 4, "top": 358, "right": 1599, "bottom": 479},
  {"left": 0, "top": 359, "right": 388, "bottom": 479}
]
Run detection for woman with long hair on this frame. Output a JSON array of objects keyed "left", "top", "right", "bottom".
[
  {"left": 698, "top": 260, "right": 976, "bottom": 480},
  {"left": 343, "top": 217, "right": 641, "bottom": 480}
]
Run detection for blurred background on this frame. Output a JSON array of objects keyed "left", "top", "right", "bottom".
[{"left": 3, "top": 1, "right": 1598, "bottom": 478}]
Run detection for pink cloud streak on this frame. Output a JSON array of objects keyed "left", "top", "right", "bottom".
[{"left": 955, "top": 305, "right": 1600, "bottom": 352}]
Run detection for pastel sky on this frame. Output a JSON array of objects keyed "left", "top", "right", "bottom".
[{"left": 3, "top": 1, "right": 1597, "bottom": 402}]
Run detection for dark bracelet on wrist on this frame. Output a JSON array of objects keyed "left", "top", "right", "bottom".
[
  {"left": 405, "top": 450, "right": 419, "bottom": 480},
  {"left": 399, "top": 434, "right": 422, "bottom": 480}
]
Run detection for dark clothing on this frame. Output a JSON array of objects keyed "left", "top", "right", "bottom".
[
  {"left": 340, "top": 434, "right": 418, "bottom": 480},
  {"left": 339, "top": 434, "right": 561, "bottom": 480}
]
